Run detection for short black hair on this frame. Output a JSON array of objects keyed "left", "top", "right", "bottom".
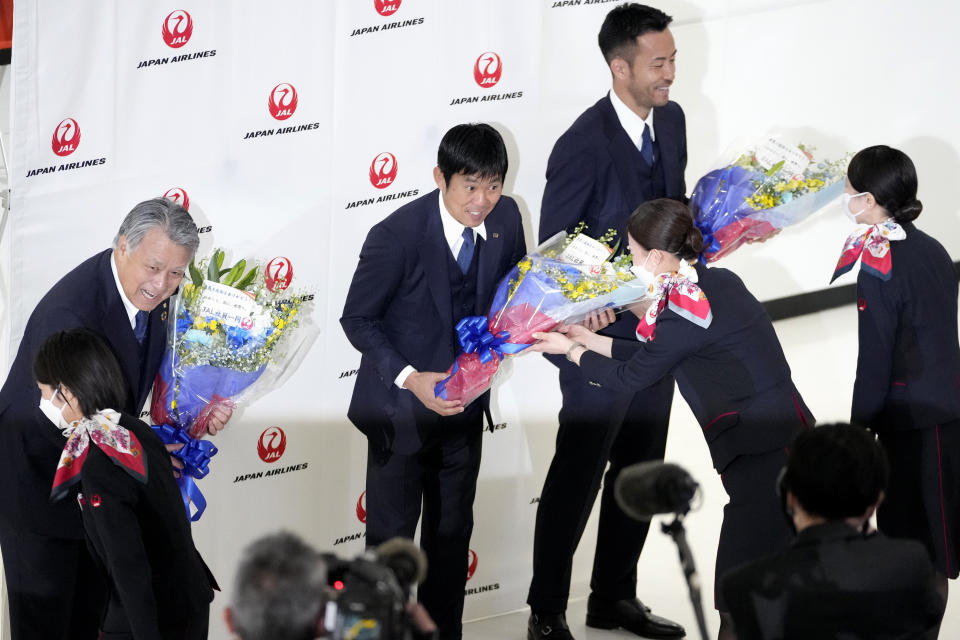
[
  {"left": 783, "top": 423, "right": 889, "bottom": 520},
  {"left": 598, "top": 3, "right": 673, "bottom": 64},
  {"left": 847, "top": 145, "right": 923, "bottom": 224},
  {"left": 436, "top": 123, "right": 508, "bottom": 185},
  {"left": 33, "top": 328, "right": 130, "bottom": 418}
]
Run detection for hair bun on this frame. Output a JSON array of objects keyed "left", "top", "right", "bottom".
[
  {"left": 680, "top": 225, "right": 704, "bottom": 259},
  {"left": 894, "top": 198, "right": 923, "bottom": 223}
]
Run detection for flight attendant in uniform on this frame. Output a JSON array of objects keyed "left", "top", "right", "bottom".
[
  {"left": 832, "top": 144, "right": 960, "bottom": 616},
  {"left": 34, "top": 328, "right": 215, "bottom": 640},
  {"left": 529, "top": 198, "right": 814, "bottom": 640}
]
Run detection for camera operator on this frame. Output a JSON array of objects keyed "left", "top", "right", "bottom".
[
  {"left": 226, "top": 532, "right": 437, "bottom": 640},
  {"left": 721, "top": 423, "right": 945, "bottom": 639}
]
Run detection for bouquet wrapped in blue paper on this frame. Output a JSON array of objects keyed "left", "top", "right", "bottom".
[
  {"left": 150, "top": 249, "right": 314, "bottom": 518},
  {"left": 691, "top": 136, "right": 849, "bottom": 261},
  {"left": 434, "top": 225, "right": 652, "bottom": 405}
]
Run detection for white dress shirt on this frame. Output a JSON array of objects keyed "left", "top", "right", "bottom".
[
  {"left": 110, "top": 250, "right": 141, "bottom": 330},
  {"left": 609, "top": 89, "right": 656, "bottom": 154}
]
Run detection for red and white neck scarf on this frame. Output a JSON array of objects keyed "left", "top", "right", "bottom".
[
  {"left": 830, "top": 220, "right": 906, "bottom": 283},
  {"left": 636, "top": 261, "right": 713, "bottom": 342},
  {"left": 50, "top": 409, "right": 148, "bottom": 503}
]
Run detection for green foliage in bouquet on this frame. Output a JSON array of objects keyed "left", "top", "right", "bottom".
[
  {"left": 174, "top": 249, "right": 309, "bottom": 373},
  {"left": 732, "top": 144, "right": 850, "bottom": 211},
  {"left": 506, "top": 222, "right": 637, "bottom": 304}
]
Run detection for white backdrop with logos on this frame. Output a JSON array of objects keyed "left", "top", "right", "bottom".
[{"left": 3, "top": 1, "right": 960, "bottom": 639}]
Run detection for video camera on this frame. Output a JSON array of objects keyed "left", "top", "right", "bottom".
[{"left": 321, "top": 538, "right": 436, "bottom": 640}]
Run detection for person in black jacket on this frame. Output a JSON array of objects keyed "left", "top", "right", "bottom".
[
  {"left": 832, "top": 145, "right": 960, "bottom": 612},
  {"left": 721, "top": 423, "right": 944, "bottom": 640},
  {"left": 529, "top": 198, "right": 813, "bottom": 640},
  {"left": 34, "top": 328, "right": 215, "bottom": 640}
]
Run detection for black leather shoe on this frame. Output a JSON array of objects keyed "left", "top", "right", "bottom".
[
  {"left": 528, "top": 612, "right": 575, "bottom": 640},
  {"left": 585, "top": 594, "right": 685, "bottom": 638}
]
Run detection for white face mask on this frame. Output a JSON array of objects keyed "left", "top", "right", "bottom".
[
  {"left": 38, "top": 389, "right": 70, "bottom": 430},
  {"left": 840, "top": 191, "right": 869, "bottom": 223},
  {"left": 630, "top": 252, "right": 655, "bottom": 290}
]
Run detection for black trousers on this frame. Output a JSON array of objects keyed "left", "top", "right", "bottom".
[
  {"left": 527, "top": 358, "right": 674, "bottom": 613},
  {"left": 0, "top": 523, "right": 107, "bottom": 640},
  {"left": 365, "top": 408, "right": 484, "bottom": 640}
]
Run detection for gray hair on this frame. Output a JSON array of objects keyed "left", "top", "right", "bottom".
[
  {"left": 112, "top": 197, "right": 199, "bottom": 258},
  {"left": 231, "top": 532, "right": 328, "bottom": 640}
]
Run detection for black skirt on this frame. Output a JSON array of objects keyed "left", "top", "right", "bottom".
[
  {"left": 877, "top": 418, "right": 960, "bottom": 578},
  {"left": 715, "top": 447, "right": 794, "bottom": 611}
]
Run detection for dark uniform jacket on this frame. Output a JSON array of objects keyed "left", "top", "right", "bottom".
[
  {"left": 852, "top": 221, "right": 960, "bottom": 431},
  {"left": 79, "top": 412, "right": 215, "bottom": 640},
  {"left": 578, "top": 263, "right": 813, "bottom": 472}
]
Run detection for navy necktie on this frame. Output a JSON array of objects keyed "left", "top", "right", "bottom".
[
  {"left": 640, "top": 123, "right": 655, "bottom": 166},
  {"left": 133, "top": 311, "right": 148, "bottom": 344},
  {"left": 456, "top": 227, "right": 475, "bottom": 274}
]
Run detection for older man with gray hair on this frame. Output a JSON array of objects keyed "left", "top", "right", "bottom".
[
  {"left": 0, "top": 197, "right": 232, "bottom": 640},
  {"left": 226, "top": 532, "right": 329, "bottom": 640}
]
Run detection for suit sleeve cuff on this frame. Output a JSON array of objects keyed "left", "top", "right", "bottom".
[{"left": 395, "top": 365, "right": 417, "bottom": 389}]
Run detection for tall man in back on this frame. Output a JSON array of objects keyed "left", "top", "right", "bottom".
[
  {"left": 0, "top": 197, "right": 231, "bottom": 640},
  {"left": 341, "top": 123, "right": 526, "bottom": 639},
  {"left": 528, "top": 4, "right": 686, "bottom": 639}
]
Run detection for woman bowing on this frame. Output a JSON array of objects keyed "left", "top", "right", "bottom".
[{"left": 529, "top": 198, "right": 813, "bottom": 640}]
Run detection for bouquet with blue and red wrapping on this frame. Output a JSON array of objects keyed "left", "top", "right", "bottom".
[
  {"left": 150, "top": 249, "right": 315, "bottom": 519},
  {"left": 434, "top": 225, "right": 653, "bottom": 405},
  {"left": 691, "top": 136, "right": 849, "bottom": 262}
]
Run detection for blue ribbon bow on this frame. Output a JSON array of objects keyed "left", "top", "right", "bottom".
[
  {"left": 152, "top": 424, "right": 219, "bottom": 522},
  {"left": 456, "top": 316, "right": 511, "bottom": 363},
  {"left": 434, "top": 316, "right": 528, "bottom": 399}
]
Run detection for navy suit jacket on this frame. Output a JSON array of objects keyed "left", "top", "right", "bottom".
[
  {"left": 722, "top": 522, "right": 944, "bottom": 639},
  {"left": 538, "top": 94, "right": 687, "bottom": 245},
  {"left": 852, "top": 222, "right": 960, "bottom": 431},
  {"left": 540, "top": 94, "right": 686, "bottom": 344},
  {"left": 578, "top": 263, "right": 813, "bottom": 472},
  {"left": 0, "top": 249, "right": 168, "bottom": 537},
  {"left": 80, "top": 412, "right": 215, "bottom": 640},
  {"left": 341, "top": 190, "right": 526, "bottom": 454}
]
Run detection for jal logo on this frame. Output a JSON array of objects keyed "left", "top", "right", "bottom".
[
  {"left": 473, "top": 52, "right": 502, "bottom": 88},
  {"left": 369, "top": 152, "right": 398, "bottom": 189},
  {"left": 257, "top": 426, "right": 287, "bottom": 463},
  {"left": 52, "top": 118, "right": 81, "bottom": 157},
  {"left": 268, "top": 83, "right": 298, "bottom": 121},
  {"left": 356, "top": 490, "right": 367, "bottom": 523},
  {"left": 163, "top": 187, "right": 190, "bottom": 210},
  {"left": 374, "top": 0, "right": 401, "bottom": 16},
  {"left": 265, "top": 256, "right": 293, "bottom": 292},
  {"left": 466, "top": 549, "right": 478, "bottom": 581},
  {"left": 162, "top": 10, "right": 193, "bottom": 49}
]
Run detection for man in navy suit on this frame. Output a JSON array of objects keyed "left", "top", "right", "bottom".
[
  {"left": 341, "top": 123, "right": 526, "bottom": 640},
  {"left": 528, "top": 4, "right": 687, "bottom": 639},
  {"left": 0, "top": 198, "right": 230, "bottom": 640}
]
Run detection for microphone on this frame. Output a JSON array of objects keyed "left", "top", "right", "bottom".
[
  {"left": 374, "top": 537, "right": 428, "bottom": 589},
  {"left": 615, "top": 461, "right": 699, "bottom": 521}
]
